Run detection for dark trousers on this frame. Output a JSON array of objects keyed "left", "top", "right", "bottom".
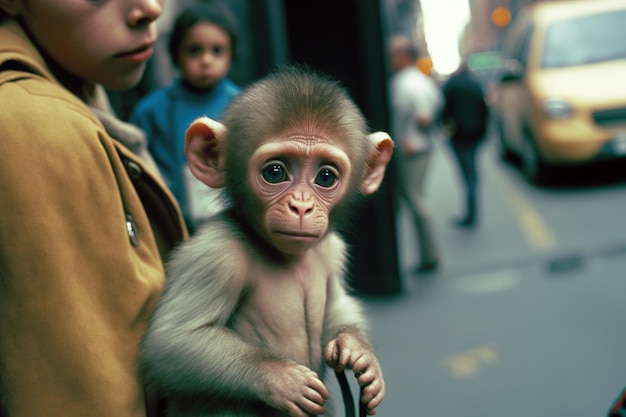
[{"left": 449, "top": 136, "right": 481, "bottom": 221}]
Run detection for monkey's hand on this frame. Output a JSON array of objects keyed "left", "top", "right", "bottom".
[
  {"left": 259, "top": 360, "right": 329, "bottom": 417},
  {"left": 324, "top": 332, "right": 386, "bottom": 415}
]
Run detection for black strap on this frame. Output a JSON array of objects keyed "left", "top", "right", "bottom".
[
  {"left": 609, "top": 387, "right": 626, "bottom": 417},
  {"left": 336, "top": 370, "right": 367, "bottom": 417}
]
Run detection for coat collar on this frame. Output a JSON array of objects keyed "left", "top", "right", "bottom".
[{"left": 0, "top": 18, "right": 53, "bottom": 81}]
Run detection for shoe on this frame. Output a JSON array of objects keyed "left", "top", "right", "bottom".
[
  {"left": 414, "top": 260, "right": 439, "bottom": 274},
  {"left": 451, "top": 217, "right": 476, "bottom": 228}
]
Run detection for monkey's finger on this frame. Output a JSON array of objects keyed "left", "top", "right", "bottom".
[
  {"left": 355, "top": 369, "right": 376, "bottom": 386},
  {"left": 362, "top": 387, "right": 384, "bottom": 405},
  {"left": 336, "top": 347, "right": 355, "bottom": 371},
  {"left": 362, "top": 396, "right": 383, "bottom": 416},
  {"left": 303, "top": 388, "right": 327, "bottom": 406},
  {"left": 284, "top": 402, "right": 314, "bottom": 417},
  {"left": 306, "top": 378, "right": 329, "bottom": 401},
  {"left": 351, "top": 354, "right": 371, "bottom": 376},
  {"left": 296, "top": 398, "right": 326, "bottom": 416},
  {"left": 323, "top": 340, "right": 340, "bottom": 366},
  {"left": 361, "top": 382, "right": 385, "bottom": 411}
]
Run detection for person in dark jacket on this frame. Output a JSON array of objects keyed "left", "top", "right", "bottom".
[{"left": 441, "top": 61, "right": 489, "bottom": 228}]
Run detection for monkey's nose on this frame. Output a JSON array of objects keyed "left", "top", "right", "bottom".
[{"left": 289, "top": 198, "right": 314, "bottom": 218}]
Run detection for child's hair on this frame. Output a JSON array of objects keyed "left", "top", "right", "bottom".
[{"left": 168, "top": 1, "right": 238, "bottom": 67}]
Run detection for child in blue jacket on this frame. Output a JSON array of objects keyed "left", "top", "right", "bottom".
[{"left": 130, "top": 1, "right": 240, "bottom": 233}]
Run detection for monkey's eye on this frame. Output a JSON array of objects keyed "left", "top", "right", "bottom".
[
  {"left": 262, "top": 163, "right": 288, "bottom": 184},
  {"left": 315, "top": 168, "right": 338, "bottom": 188}
]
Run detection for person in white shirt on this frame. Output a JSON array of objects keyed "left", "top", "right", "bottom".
[{"left": 388, "top": 34, "right": 442, "bottom": 273}]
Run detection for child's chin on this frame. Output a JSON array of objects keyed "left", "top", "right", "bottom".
[{"left": 104, "top": 68, "right": 147, "bottom": 91}]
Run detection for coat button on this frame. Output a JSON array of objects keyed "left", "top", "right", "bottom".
[
  {"left": 126, "top": 214, "right": 140, "bottom": 247},
  {"left": 124, "top": 158, "right": 143, "bottom": 179}
]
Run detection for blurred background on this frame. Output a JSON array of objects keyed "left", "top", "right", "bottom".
[{"left": 110, "top": 0, "right": 626, "bottom": 415}]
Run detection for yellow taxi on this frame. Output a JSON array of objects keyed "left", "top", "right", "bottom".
[{"left": 494, "top": 0, "right": 626, "bottom": 183}]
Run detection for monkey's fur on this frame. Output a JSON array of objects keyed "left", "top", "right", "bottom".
[{"left": 141, "top": 66, "right": 392, "bottom": 417}]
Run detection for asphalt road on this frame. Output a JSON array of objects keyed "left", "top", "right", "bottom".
[{"left": 340, "top": 134, "right": 626, "bottom": 417}]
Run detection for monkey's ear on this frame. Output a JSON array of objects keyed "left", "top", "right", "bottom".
[
  {"left": 361, "top": 131, "right": 394, "bottom": 195},
  {"left": 185, "top": 117, "right": 227, "bottom": 188}
]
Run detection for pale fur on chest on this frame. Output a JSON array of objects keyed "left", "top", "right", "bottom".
[{"left": 233, "top": 233, "right": 347, "bottom": 372}]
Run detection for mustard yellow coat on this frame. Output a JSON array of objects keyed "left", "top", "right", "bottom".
[{"left": 0, "top": 19, "right": 187, "bottom": 417}]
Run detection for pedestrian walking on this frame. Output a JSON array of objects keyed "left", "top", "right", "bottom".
[
  {"left": 388, "top": 34, "right": 442, "bottom": 273},
  {"left": 441, "top": 61, "right": 490, "bottom": 228}
]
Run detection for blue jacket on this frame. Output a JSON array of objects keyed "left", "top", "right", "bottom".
[{"left": 129, "top": 78, "right": 240, "bottom": 222}]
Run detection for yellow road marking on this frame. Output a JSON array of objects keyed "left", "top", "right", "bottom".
[
  {"left": 495, "top": 176, "right": 556, "bottom": 250},
  {"left": 442, "top": 344, "right": 498, "bottom": 379}
]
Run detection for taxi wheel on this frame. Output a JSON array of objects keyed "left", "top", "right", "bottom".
[
  {"left": 496, "top": 119, "right": 515, "bottom": 162},
  {"left": 521, "top": 133, "right": 549, "bottom": 184}
]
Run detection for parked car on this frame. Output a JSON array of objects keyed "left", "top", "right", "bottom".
[{"left": 493, "top": 0, "right": 626, "bottom": 183}]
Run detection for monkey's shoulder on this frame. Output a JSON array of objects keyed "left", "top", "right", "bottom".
[
  {"left": 177, "top": 215, "right": 240, "bottom": 248},
  {"left": 166, "top": 215, "right": 249, "bottom": 280}
]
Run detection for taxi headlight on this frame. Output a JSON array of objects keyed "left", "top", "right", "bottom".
[{"left": 543, "top": 98, "right": 573, "bottom": 119}]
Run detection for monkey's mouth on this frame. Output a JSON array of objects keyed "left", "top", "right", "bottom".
[{"left": 274, "top": 231, "right": 319, "bottom": 240}]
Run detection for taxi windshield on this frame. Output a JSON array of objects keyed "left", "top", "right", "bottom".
[{"left": 542, "top": 9, "right": 626, "bottom": 68}]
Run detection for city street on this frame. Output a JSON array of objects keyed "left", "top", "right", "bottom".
[{"left": 342, "top": 133, "right": 626, "bottom": 417}]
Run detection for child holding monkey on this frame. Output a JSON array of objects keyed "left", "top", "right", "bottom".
[
  {"left": 0, "top": 1, "right": 187, "bottom": 417},
  {"left": 130, "top": 1, "right": 241, "bottom": 234}
]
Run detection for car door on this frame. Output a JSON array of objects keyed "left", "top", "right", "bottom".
[{"left": 498, "top": 21, "right": 535, "bottom": 154}]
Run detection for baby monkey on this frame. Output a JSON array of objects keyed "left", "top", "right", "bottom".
[{"left": 141, "top": 65, "right": 393, "bottom": 417}]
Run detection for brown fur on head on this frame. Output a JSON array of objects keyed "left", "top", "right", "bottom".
[
  {"left": 221, "top": 65, "right": 373, "bottom": 227},
  {"left": 185, "top": 65, "right": 393, "bottom": 255}
]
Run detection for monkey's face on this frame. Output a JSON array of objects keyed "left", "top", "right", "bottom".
[{"left": 248, "top": 133, "right": 352, "bottom": 256}]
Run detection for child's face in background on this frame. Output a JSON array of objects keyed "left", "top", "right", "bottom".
[
  {"left": 8, "top": 0, "right": 163, "bottom": 90},
  {"left": 177, "top": 22, "right": 232, "bottom": 91}
]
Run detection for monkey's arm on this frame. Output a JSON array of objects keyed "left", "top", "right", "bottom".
[
  {"left": 321, "top": 234, "right": 385, "bottom": 415},
  {"left": 321, "top": 234, "right": 369, "bottom": 343},
  {"left": 141, "top": 223, "right": 266, "bottom": 399}
]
